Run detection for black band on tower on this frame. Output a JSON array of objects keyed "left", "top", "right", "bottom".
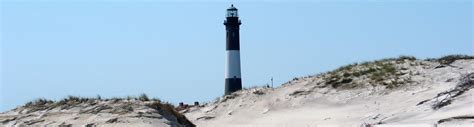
[
  {"left": 226, "top": 31, "right": 240, "bottom": 50},
  {"left": 225, "top": 17, "right": 241, "bottom": 50},
  {"left": 225, "top": 78, "right": 242, "bottom": 95}
]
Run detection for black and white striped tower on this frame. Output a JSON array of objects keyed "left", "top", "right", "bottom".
[{"left": 224, "top": 4, "right": 242, "bottom": 95}]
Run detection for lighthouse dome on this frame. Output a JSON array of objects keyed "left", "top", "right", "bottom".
[{"left": 227, "top": 4, "right": 237, "bottom": 10}]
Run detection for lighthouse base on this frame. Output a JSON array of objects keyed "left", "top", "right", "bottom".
[{"left": 225, "top": 78, "right": 242, "bottom": 95}]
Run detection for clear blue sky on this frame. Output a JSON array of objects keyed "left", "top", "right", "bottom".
[{"left": 1, "top": 0, "right": 472, "bottom": 112}]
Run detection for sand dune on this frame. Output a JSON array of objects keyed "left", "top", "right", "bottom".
[
  {"left": 1, "top": 56, "right": 472, "bottom": 127},
  {"left": 0, "top": 97, "right": 195, "bottom": 127},
  {"left": 184, "top": 58, "right": 474, "bottom": 127}
]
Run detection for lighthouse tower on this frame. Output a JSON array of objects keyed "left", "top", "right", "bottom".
[{"left": 224, "top": 4, "right": 242, "bottom": 95}]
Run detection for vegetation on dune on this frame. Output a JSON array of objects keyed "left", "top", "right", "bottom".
[
  {"left": 23, "top": 95, "right": 103, "bottom": 113},
  {"left": 220, "top": 55, "right": 473, "bottom": 99},
  {"left": 20, "top": 94, "right": 195, "bottom": 126},
  {"left": 16, "top": 55, "right": 473, "bottom": 126},
  {"left": 318, "top": 55, "right": 473, "bottom": 90},
  {"left": 255, "top": 55, "right": 472, "bottom": 92},
  {"left": 23, "top": 94, "right": 163, "bottom": 111},
  {"left": 321, "top": 55, "right": 416, "bottom": 89},
  {"left": 426, "top": 54, "right": 474, "bottom": 65}
]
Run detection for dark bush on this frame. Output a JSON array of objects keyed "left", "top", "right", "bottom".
[
  {"left": 340, "top": 78, "right": 353, "bottom": 84},
  {"left": 24, "top": 98, "right": 53, "bottom": 107},
  {"left": 343, "top": 72, "right": 351, "bottom": 77},
  {"left": 139, "top": 93, "right": 150, "bottom": 101},
  {"left": 398, "top": 55, "right": 417, "bottom": 61},
  {"left": 430, "top": 55, "right": 474, "bottom": 65}
]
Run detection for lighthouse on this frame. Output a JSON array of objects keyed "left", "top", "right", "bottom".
[{"left": 224, "top": 4, "right": 242, "bottom": 95}]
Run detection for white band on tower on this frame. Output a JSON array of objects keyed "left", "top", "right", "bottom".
[{"left": 225, "top": 50, "right": 241, "bottom": 79}]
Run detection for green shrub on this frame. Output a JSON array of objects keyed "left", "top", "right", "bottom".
[
  {"left": 334, "top": 63, "right": 358, "bottom": 72},
  {"left": 369, "top": 63, "right": 396, "bottom": 82},
  {"left": 356, "top": 67, "right": 377, "bottom": 76}
]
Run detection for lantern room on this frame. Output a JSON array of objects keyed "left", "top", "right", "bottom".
[{"left": 226, "top": 4, "right": 238, "bottom": 17}]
